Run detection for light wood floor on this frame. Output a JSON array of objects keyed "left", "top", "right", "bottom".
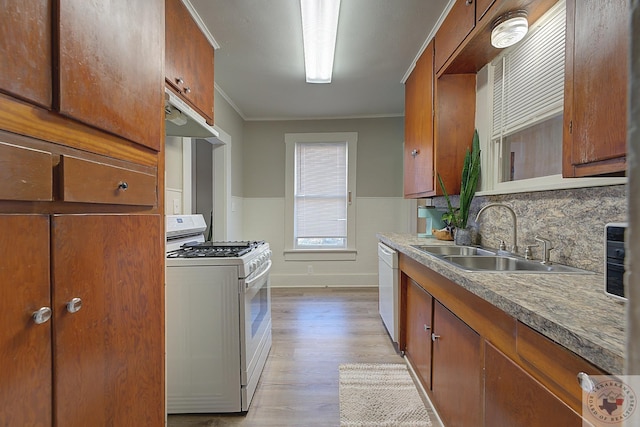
[{"left": 167, "top": 287, "right": 441, "bottom": 427}]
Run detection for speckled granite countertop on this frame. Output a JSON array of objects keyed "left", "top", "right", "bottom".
[{"left": 377, "top": 232, "right": 625, "bottom": 374}]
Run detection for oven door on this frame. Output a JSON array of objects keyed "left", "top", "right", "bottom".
[{"left": 240, "top": 260, "right": 272, "bottom": 409}]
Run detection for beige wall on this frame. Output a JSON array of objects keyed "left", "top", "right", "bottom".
[
  {"left": 214, "top": 89, "right": 245, "bottom": 197},
  {"left": 242, "top": 117, "right": 405, "bottom": 198}
]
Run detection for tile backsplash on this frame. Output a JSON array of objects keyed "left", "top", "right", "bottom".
[{"left": 432, "top": 184, "right": 627, "bottom": 273}]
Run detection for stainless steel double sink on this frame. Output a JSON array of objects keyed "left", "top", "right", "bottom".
[{"left": 411, "top": 245, "right": 594, "bottom": 274}]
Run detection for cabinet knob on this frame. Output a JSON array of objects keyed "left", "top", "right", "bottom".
[
  {"left": 32, "top": 307, "right": 52, "bottom": 325},
  {"left": 66, "top": 297, "right": 83, "bottom": 314},
  {"left": 411, "top": 149, "right": 420, "bottom": 158},
  {"left": 577, "top": 372, "right": 596, "bottom": 392},
  {"left": 183, "top": 87, "right": 191, "bottom": 94},
  {"left": 176, "top": 77, "right": 184, "bottom": 85},
  {"left": 465, "top": 0, "right": 473, "bottom": 5},
  {"left": 117, "top": 181, "right": 128, "bottom": 191},
  {"left": 424, "top": 324, "right": 431, "bottom": 332},
  {"left": 431, "top": 333, "right": 441, "bottom": 342}
]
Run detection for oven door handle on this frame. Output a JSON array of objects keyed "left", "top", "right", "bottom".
[{"left": 245, "top": 260, "right": 272, "bottom": 289}]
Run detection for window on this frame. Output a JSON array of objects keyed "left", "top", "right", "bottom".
[
  {"left": 294, "top": 141, "right": 347, "bottom": 248},
  {"left": 487, "top": 0, "right": 566, "bottom": 188},
  {"left": 284, "top": 132, "right": 357, "bottom": 260}
]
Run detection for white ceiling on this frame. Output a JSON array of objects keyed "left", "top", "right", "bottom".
[{"left": 188, "top": 0, "right": 452, "bottom": 121}]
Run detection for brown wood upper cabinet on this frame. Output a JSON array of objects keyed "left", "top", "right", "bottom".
[
  {"left": 562, "top": 0, "right": 628, "bottom": 177},
  {"left": 404, "top": 41, "right": 435, "bottom": 197},
  {"left": 436, "top": 0, "right": 558, "bottom": 75},
  {"left": 0, "top": 1, "right": 52, "bottom": 109},
  {"left": 404, "top": 40, "right": 475, "bottom": 199},
  {"left": 57, "top": 0, "right": 164, "bottom": 152},
  {"left": 435, "top": 0, "right": 476, "bottom": 73},
  {"left": 166, "top": 0, "right": 215, "bottom": 125},
  {"left": 476, "top": 0, "right": 496, "bottom": 22}
]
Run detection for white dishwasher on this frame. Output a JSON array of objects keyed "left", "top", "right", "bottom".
[{"left": 378, "top": 242, "right": 399, "bottom": 344}]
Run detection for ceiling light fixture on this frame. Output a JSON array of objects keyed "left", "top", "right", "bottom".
[
  {"left": 300, "top": 0, "right": 341, "bottom": 83},
  {"left": 491, "top": 11, "right": 528, "bottom": 49}
]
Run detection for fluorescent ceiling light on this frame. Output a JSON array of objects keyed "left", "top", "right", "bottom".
[
  {"left": 491, "top": 11, "right": 528, "bottom": 49},
  {"left": 300, "top": 0, "right": 341, "bottom": 83}
]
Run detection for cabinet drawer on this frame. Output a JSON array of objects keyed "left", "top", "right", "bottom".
[
  {"left": 516, "top": 321, "right": 606, "bottom": 413},
  {"left": 434, "top": 0, "right": 476, "bottom": 72},
  {"left": 60, "top": 156, "right": 156, "bottom": 206},
  {"left": 0, "top": 142, "right": 53, "bottom": 201}
]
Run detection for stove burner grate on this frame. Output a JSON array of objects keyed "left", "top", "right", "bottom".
[{"left": 167, "top": 240, "right": 265, "bottom": 258}]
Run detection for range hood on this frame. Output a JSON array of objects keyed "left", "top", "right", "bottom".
[{"left": 164, "top": 88, "right": 220, "bottom": 142}]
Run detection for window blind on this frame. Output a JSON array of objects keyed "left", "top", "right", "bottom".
[
  {"left": 492, "top": 1, "right": 565, "bottom": 138},
  {"left": 294, "top": 141, "right": 347, "bottom": 246}
]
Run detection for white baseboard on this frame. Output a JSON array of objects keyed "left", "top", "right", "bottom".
[{"left": 271, "top": 273, "right": 378, "bottom": 288}]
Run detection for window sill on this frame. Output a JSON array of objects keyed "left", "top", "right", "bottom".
[
  {"left": 476, "top": 175, "right": 627, "bottom": 196},
  {"left": 283, "top": 249, "right": 357, "bottom": 261}
]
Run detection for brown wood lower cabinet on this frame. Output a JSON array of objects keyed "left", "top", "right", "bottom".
[
  {"left": 485, "top": 342, "right": 583, "bottom": 427},
  {"left": 405, "top": 278, "right": 433, "bottom": 389},
  {"left": 431, "top": 300, "right": 482, "bottom": 427},
  {"left": 398, "top": 253, "right": 604, "bottom": 427},
  {"left": 0, "top": 214, "right": 164, "bottom": 426},
  {"left": 0, "top": 215, "right": 51, "bottom": 426},
  {"left": 52, "top": 214, "right": 164, "bottom": 426}
]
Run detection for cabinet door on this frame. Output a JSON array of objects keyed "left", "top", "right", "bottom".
[
  {"left": 432, "top": 301, "right": 482, "bottom": 426},
  {"left": 57, "top": 0, "right": 164, "bottom": 152},
  {"left": 404, "top": 279, "right": 433, "bottom": 389},
  {"left": 0, "top": 215, "right": 51, "bottom": 426},
  {"left": 485, "top": 342, "right": 583, "bottom": 426},
  {"left": 434, "top": 0, "right": 476, "bottom": 72},
  {"left": 404, "top": 40, "right": 434, "bottom": 198},
  {"left": 0, "top": 0, "right": 52, "bottom": 108},
  {"left": 166, "top": 0, "right": 215, "bottom": 124},
  {"left": 563, "top": 0, "right": 628, "bottom": 177},
  {"left": 476, "top": 0, "right": 496, "bottom": 22},
  {"left": 52, "top": 214, "right": 164, "bottom": 426}
]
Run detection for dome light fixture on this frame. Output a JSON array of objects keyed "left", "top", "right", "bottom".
[{"left": 491, "top": 11, "right": 528, "bottom": 49}]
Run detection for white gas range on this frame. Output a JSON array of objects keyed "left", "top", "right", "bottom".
[{"left": 165, "top": 214, "right": 272, "bottom": 413}]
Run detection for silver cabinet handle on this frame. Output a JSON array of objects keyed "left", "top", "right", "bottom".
[
  {"left": 32, "top": 307, "right": 52, "bottom": 325},
  {"left": 176, "top": 77, "right": 184, "bottom": 85},
  {"left": 411, "top": 149, "right": 420, "bottom": 158},
  {"left": 577, "top": 372, "right": 596, "bottom": 392},
  {"left": 183, "top": 87, "right": 191, "bottom": 94},
  {"left": 431, "top": 333, "right": 440, "bottom": 342},
  {"left": 66, "top": 297, "right": 82, "bottom": 314},
  {"left": 424, "top": 324, "right": 431, "bottom": 332},
  {"left": 118, "top": 181, "right": 128, "bottom": 191},
  {"left": 465, "top": 0, "right": 473, "bottom": 5}
]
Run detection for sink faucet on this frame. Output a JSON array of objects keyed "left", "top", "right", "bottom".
[
  {"left": 534, "top": 236, "right": 554, "bottom": 265},
  {"left": 475, "top": 203, "right": 518, "bottom": 253}
]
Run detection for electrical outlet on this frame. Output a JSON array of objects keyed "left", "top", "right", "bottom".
[
  {"left": 307, "top": 265, "right": 313, "bottom": 275},
  {"left": 173, "top": 199, "right": 180, "bottom": 214}
]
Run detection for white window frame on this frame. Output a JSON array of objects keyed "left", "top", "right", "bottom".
[
  {"left": 284, "top": 132, "right": 357, "bottom": 261},
  {"left": 475, "top": 0, "right": 626, "bottom": 195}
]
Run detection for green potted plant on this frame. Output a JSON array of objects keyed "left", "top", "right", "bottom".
[{"left": 437, "top": 130, "right": 481, "bottom": 245}]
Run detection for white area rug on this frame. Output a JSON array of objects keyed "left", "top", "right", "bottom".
[{"left": 339, "top": 363, "right": 432, "bottom": 427}]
